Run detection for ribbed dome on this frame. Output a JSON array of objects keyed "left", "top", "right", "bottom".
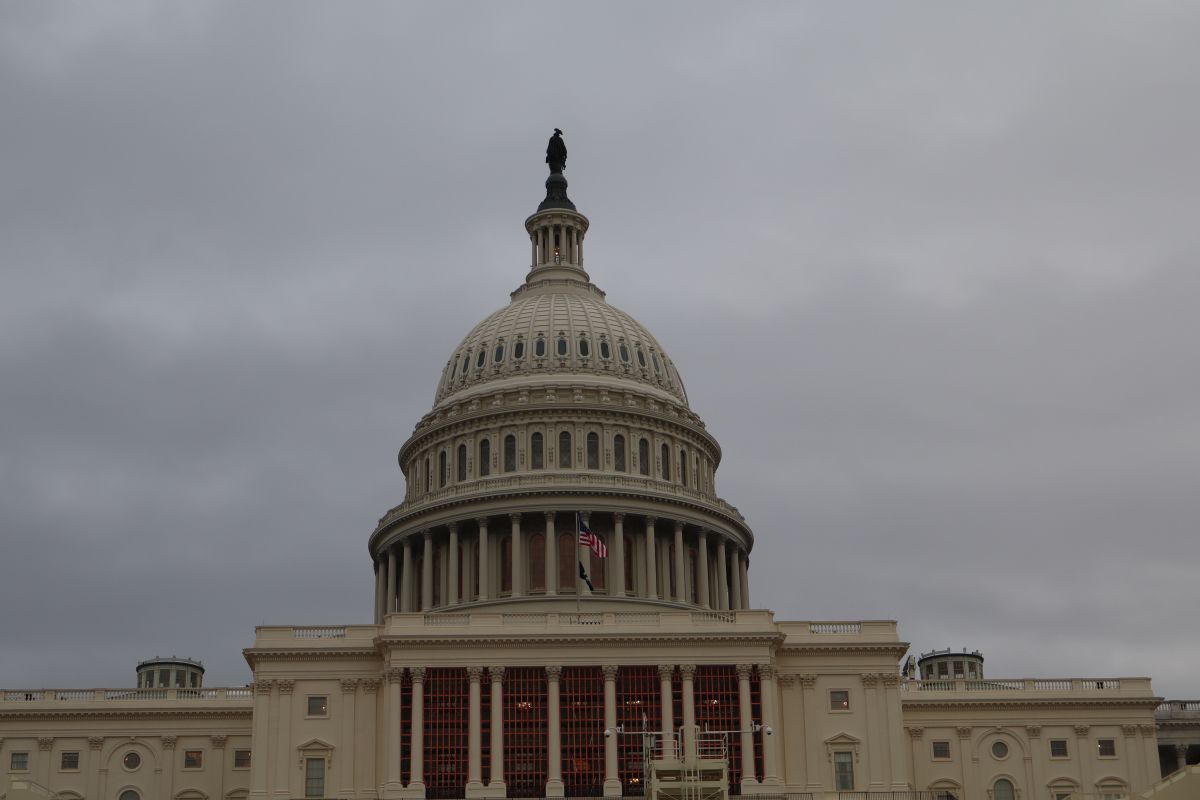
[{"left": 434, "top": 282, "right": 689, "bottom": 409}]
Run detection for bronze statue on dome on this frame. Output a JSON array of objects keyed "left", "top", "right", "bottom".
[{"left": 546, "top": 128, "right": 567, "bottom": 174}]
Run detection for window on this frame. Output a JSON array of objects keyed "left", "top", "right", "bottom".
[
  {"left": 531, "top": 432, "right": 544, "bottom": 469},
  {"left": 1098, "top": 788, "right": 1126, "bottom": 800},
  {"left": 833, "top": 751, "right": 854, "bottom": 790},
  {"left": 457, "top": 444, "right": 467, "bottom": 482},
  {"left": 599, "top": 340, "right": 611, "bottom": 359},
  {"left": 586, "top": 432, "right": 599, "bottom": 469},
  {"left": 159, "top": 668, "right": 170, "bottom": 685},
  {"left": 535, "top": 337, "right": 546, "bottom": 357},
  {"left": 476, "top": 348, "right": 486, "bottom": 368},
  {"left": 460, "top": 352, "right": 470, "bottom": 375},
  {"left": 660, "top": 443, "right": 670, "bottom": 480},
  {"left": 61, "top": 751, "right": 80, "bottom": 770},
  {"left": 638, "top": 438, "right": 650, "bottom": 475},
  {"left": 618, "top": 342, "right": 630, "bottom": 362},
  {"left": 307, "top": 695, "right": 329, "bottom": 716},
  {"left": 10, "top": 752, "right": 29, "bottom": 771},
  {"left": 504, "top": 434, "right": 517, "bottom": 472},
  {"left": 120, "top": 792, "right": 140, "bottom": 800},
  {"left": 479, "top": 439, "right": 490, "bottom": 477},
  {"left": 934, "top": 793, "right": 958, "bottom": 800},
  {"left": 932, "top": 741, "right": 951, "bottom": 760},
  {"left": 1050, "top": 739, "right": 1069, "bottom": 758},
  {"left": 123, "top": 751, "right": 141, "bottom": 770},
  {"left": 305, "top": 757, "right": 326, "bottom": 798},
  {"left": 494, "top": 343, "right": 504, "bottom": 363},
  {"left": 234, "top": 749, "right": 251, "bottom": 769},
  {"left": 830, "top": 690, "right": 850, "bottom": 711},
  {"left": 439, "top": 450, "right": 447, "bottom": 487},
  {"left": 991, "top": 740, "right": 1009, "bottom": 759},
  {"left": 579, "top": 338, "right": 590, "bottom": 357},
  {"left": 992, "top": 778, "right": 1015, "bottom": 800},
  {"left": 636, "top": 347, "right": 646, "bottom": 368},
  {"left": 1098, "top": 738, "right": 1116, "bottom": 757},
  {"left": 613, "top": 434, "right": 626, "bottom": 471},
  {"left": 514, "top": 340, "right": 525, "bottom": 359},
  {"left": 184, "top": 750, "right": 203, "bottom": 769},
  {"left": 557, "top": 336, "right": 567, "bottom": 356},
  {"left": 652, "top": 353, "right": 661, "bottom": 374},
  {"left": 558, "top": 431, "right": 572, "bottom": 468}
]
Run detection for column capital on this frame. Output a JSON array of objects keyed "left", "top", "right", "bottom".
[
  {"left": 277, "top": 679, "right": 295, "bottom": 695},
  {"left": 880, "top": 672, "right": 900, "bottom": 687},
  {"left": 340, "top": 678, "right": 359, "bottom": 694},
  {"left": 490, "top": 666, "right": 505, "bottom": 683},
  {"left": 679, "top": 664, "right": 696, "bottom": 680},
  {"left": 423, "top": 529, "right": 433, "bottom": 541},
  {"left": 544, "top": 511, "right": 556, "bottom": 521},
  {"left": 798, "top": 674, "right": 817, "bottom": 688},
  {"left": 254, "top": 679, "right": 275, "bottom": 695},
  {"left": 735, "top": 664, "right": 753, "bottom": 680},
  {"left": 467, "top": 666, "right": 484, "bottom": 683},
  {"left": 602, "top": 665, "right": 619, "bottom": 681},
  {"left": 906, "top": 726, "right": 924, "bottom": 740},
  {"left": 210, "top": 735, "right": 228, "bottom": 750},
  {"left": 410, "top": 666, "right": 426, "bottom": 683},
  {"left": 757, "top": 664, "right": 774, "bottom": 680},
  {"left": 1074, "top": 725, "right": 1090, "bottom": 738},
  {"left": 160, "top": 735, "right": 177, "bottom": 751},
  {"left": 658, "top": 664, "right": 675, "bottom": 681},
  {"left": 613, "top": 512, "right": 625, "bottom": 522},
  {"left": 777, "top": 673, "right": 796, "bottom": 688},
  {"left": 385, "top": 667, "right": 406, "bottom": 684},
  {"left": 38, "top": 737, "right": 54, "bottom": 751},
  {"left": 1120, "top": 724, "right": 1138, "bottom": 738},
  {"left": 862, "top": 673, "right": 879, "bottom": 688},
  {"left": 645, "top": 515, "right": 658, "bottom": 526},
  {"left": 1175, "top": 743, "right": 1190, "bottom": 756},
  {"left": 674, "top": 519, "right": 684, "bottom": 531},
  {"left": 448, "top": 521, "right": 459, "bottom": 533},
  {"left": 361, "top": 678, "right": 380, "bottom": 694},
  {"left": 1139, "top": 724, "right": 1157, "bottom": 736},
  {"left": 88, "top": 736, "right": 104, "bottom": 751},
  {"left": 546, "top": 665, "right": 562, "bottom": 681},
  {"left": 476, "top": 517, "right": 490, "bottom": 528},
  {"left": 509, "top": 512, "right": 522, "bottom": 523},
  {"left": 1025, "top": 725, "right": 1042, "bottom": 739},
  {"left": 956, "top": 726, "right": 972, "bottom": 740}
]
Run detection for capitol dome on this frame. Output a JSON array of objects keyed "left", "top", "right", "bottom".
[{"left": 369, "top": 145, "right": 753, "bottom": 618}]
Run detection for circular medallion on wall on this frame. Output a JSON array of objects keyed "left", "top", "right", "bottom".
[
  {"left": 123, "top": 751, "right": 141, "bottom": 770},
  {"left": 991, "top": 740, "right": 1009, "bottom": 759}
]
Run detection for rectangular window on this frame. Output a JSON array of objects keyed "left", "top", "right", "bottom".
[
  {"left": 10, "top": 752, "right": 29, "bottom": 771},
  {"left": 305, "top": 757, "right": 326, "bottom": 798},
  {"left": 829, "top": 689, "right": 850, "bottom": 711},
  {"left": 234, "top": 750, "right": 251, "bottom": 769},
  {"left": 932, "top": 740, "right": 951, "bottom": 760},
  {"left": 834, "top": 751, "right": 854, "bottom": 790},
  {"left": 307, "top": 695, "right": 328, "bottom": 717},
  {"left": 1098, "top": 738, "right": 1116, "bottom": 757},
  {"left": 1050, "top": 739, "right": 1069, "bottom": 758},
  {"left": 184, "top": 750, "right": 203, "bottom": 769},
  {"left": 953, "top": 660, "right": 964, "bottom": 677},
  {"left": 60, "top": 751, "right": 80, "bottom": 770}
]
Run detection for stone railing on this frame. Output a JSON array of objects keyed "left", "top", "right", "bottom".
[
  {"left": 777, "top": 619, "right": 899, "bottom": 644},
  {"left": 376, "top": 608, "right": 785, "bottom": 638},
  {"left": 377, "top": 472, "right": 747, "bottom": 529},
  {"left": 1157, "top": 700, "right": 1200, "bottom": 718},
  {"left": 0, "top": 687, "right": 254, "bottom": 706},
  {"left": 902, "top": 677, "right": 1154, "bottom": 696}
]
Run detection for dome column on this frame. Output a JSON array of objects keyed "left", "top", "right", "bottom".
[
  {"left": 644, "top": 516, "right": 658, "bottom": 599},
  {"left": 544, "top": 512, "right": 557, "bottom": 596},
  {"left": 477, "top": 518, "right": 490, "bottom": 601},
  {"left": 716, "top": 542, "right": 729, "bottom": 610},
  {"left": 510, "top": 513, "right": 523, "bottom": 597},
  {"left": 674, "top": 521, "right": 686, "bottom": 603},
  {"left": 387, "top": 547, "right": 398, "bottom": 614},
  {"left": 375, "top": 557, "right": 385, "bottom": 621},
  {"left": 730, "top": 547, "right": 744, "bottom": 609},
  {"left": 448, "top": 523, "right": 460, "bottom": 606},
  {"left": 401, "top": 539, "right": 414, "bottom": 613},
  {"left": 422, "top": 531, "right": 434, "bottom": 611},
  {"left": 697, "top": 530, "right": 711, "bottom": 608},
  {"left": 739, "top": 552, "right": 751, "bottom": 608},
  {"left": 612, "top": 514, "right": 626, "bottom": 597}
]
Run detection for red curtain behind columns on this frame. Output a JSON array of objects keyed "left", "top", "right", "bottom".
[{"left": 561, "top": 667, "right": 606, "bottom": 796}]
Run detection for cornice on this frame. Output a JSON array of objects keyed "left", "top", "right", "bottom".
[
  {"left": 0, "top": 708, "right": 253, "bottom": 722},
  {"left": 780, "top": 644, "right": 911, "bottom": 658},
  {"left": 243, "top": 647, "right": 380, "bottom": 667},
  {"left": 374, "top": 632, "right": 784, "bottom": 649},
  {"left": 902, "top": 698, "right": 1164, "bottom": 712}
]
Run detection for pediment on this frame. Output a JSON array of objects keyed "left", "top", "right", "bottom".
[
  {"left": 296, "top": 737, "right": 334, "bottom": 751},
  {"left": 824, "top": 732, "right": 862, "bottom": 746}
]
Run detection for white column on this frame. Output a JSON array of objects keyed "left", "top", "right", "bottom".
[
  {"left": 421, "top": 531, "right": 434, "bottom": 610},
  {"left": 716, "top": 542, "right": 729, "bottom": 610},
  {"left": 339, "top": 680, "right": 358, "bottom": 796},
  {"left": 387, "top": 548, "right": 398, "bottom": 614},
  {"left": 736, "top": 664, "right": 758, "bottom": 787},
  {"left": 448, "top": 524, "right": 460, "bottom": 605},
  {"left": 401, "top": 539, "right": 414, "bottom": 612},
  {"left": 681, "top": 665, "right": 696, "bottom": 763},
  {"left": 546, "top": 666, "right": 564, "bottom": 797},
  {"left": 800, "top": 675, "right": 822, "bottom": 792},
  {"left": 384, "top": 669, "right": 404, "bottom": 797},
  {"left": 467, "top": 667, "right": 484, "bottom": 790},
  {"left": 644, "top": 516, "right": 658, "bottom": 599},
  {"left": 375, "top": 558, "right": 386, "bottom": 621},
  {"left": 510, "top": 513, "right": 523, "bottom": 596},
  {"left": 274, "top": 680, "right": 293, "bottom": 799},
  {"left": 659, "top": 664, "right": 675, "bottom": 739},
  {"left": 477, "top": 518, "right": 490, "bottom": 601},
  {"left": 739, "top": 552, "right": 751, "bottom": 608},
  {"left": 545, "top": 512, "right": 558, "bottom": 595},
  {"left": 674, "top": 521, "right": 686, "bottom": 602},
  {"left": 250, "top": 680, "right": 273, "bottom": 799},
  {"left": 488, "top": 667, "right": 506, "bottom": 792},
  {"left": 730, "top": 547, "right": 744, "bottom": 609},
  {"left": 697, "top": 531, "right": 710, "bottom": 608},
  {"left": 758, "top": 665, "right": 781, "bottom": 786},
  {"left": 409, "top": 668, "right": 425, "bottom": 791},
  {"left": 603, "top": 665, "right": 621, "bottom": 797},
  {"left": 613, "top": 514, "right": 626, "bottom": 596}
]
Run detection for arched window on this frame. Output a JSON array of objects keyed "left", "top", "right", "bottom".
[
  {"left": 558, "top": 532, "right": 575, "bottom": 590},
  {"left": 531, "top": 432, "right": 544, "bottom": 469},
  {"left": 557, "top": 336, "right": 568, "bottom": 356},
  {"left": 457, "top": 444, "right": 467, "bottom": 482},
  {"left": 661, "top": 443, "right": 670, "bottom": 481},
  {"left": 514, "top": 340, "right": 525, "bottom": 359},
  {"left": 558, "top": 431, "right": 572, "bottom": 468},
  {"left": 636, "top": 347, "right": 647, "bottom": 368},
  {"left": 638, "top": 438, "right": 650, "bottom": 475},
  {"left": 439, "top": 450, "right": 447, "bottom": 488},
  {"left": 613, "top": 435, "right": 626, "bottom": 472},
  {"left": 679, "top": 449, "right": 688, "bottom": 486},
  {"left": 460, "top": 352, "right": 471, "bottom": 375},
  {"left": 992, "top": 779, "right": 1015, "bottom": 800},
  {"left": 500, "top": 537, "right": 513, "bottom": 594},
  {"left": 529, "top": 534, "right": 546, "bottom": 592},
  {"left": 478, "top": 439, "right": 491, "bottom": 477},
  {"left": 494, "top": 343, "right": 504, "bottom": 363},
  {"left": 535, "top": 337, "right": 546, "bottom": 357},
  {"left": 652, "top": 352, "right": 661, "bottom": 374},
  {"left": 504, "top": 434, "right": 517, "bottom": 472},
  {"left": 120, "top": 792, "right": 141, "bottom": 800},
  {"left": 599, "top": 340, "right": 611, "bottom": 359},
  {"left": 476, "top": 348, "right": 487, "bottom": 369},
  {"left": 624, "top": 535, "right": 635, "bottom": 592},
  {"left": 586, "top": 432, "right": 599, "bottom": 469},
  {"left": 619, "top": 342, "right": 630, "bottom": 362},
  {"left": 579, "top": 338, "right": 590, "bottom": 357}
]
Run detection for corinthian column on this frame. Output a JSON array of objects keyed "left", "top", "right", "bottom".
[
  {"left": 680, "top": 665, "right": 696, "bottom": 762},
  {"left": 644, "top": 517, "right": 658, "bottom": 599},
  {"left": 448, "top": 524, "right": 460, "bottom": 605},
  {"left": 409, "top": 667, "right": 426, "bottom": 791},
  {"left": 401, "top": 539, "right": 414, "bottom": 612},
  {"left": 383, "top": 669, "right": 404, "bottom": 798},
  {"left": 659, "top": 664, "right": 675, "bottom": 740},
  {"left": 546, "top": 666, "right": 564, "bottom": 797},
  {"left": 736, "top": 664, "right": 758, "bottom": 788},
  {"left": 466, "top": 667, "right": 483, "bottom": 790},
  {"left": 545, "top": 512, "right": 557, "bottom": 596},
  {"left": 674, "top": 520, "right": 686, "bottom": 602},
  {"left": 758, "top": 665, "right": 781, "bottom": 786},
  {"left": 613, "top": 514, "right": 626, "bottom": 596},
  {"left": 603, "top": 665, "right": 621, "bottom": 797},
  {"left": 716, "top": 543, "right": 729, "bottom": 610},
  {"left": 697, "top": 530, "right": 710, "bottom": 608},
  {"left": 488, "top": 667, "right": 506, "bottom": 792},
  {"left": 477, "top": 518, "right": 490, "bottom": 601}
]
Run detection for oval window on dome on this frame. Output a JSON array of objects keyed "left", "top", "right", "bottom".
[
  {"left": 557, "top": 336, "right": 568, "bottom": 356},
  {"left": 461, "top": 352, "right": 471, "bottom": 375},
  {"left": 579, "top": 338, "right": 590, "bottom": 357},
  {"left": 514, "top": 341, "right": 525, "bottom": 360},
  {"left": 535, "top": 338, "right": 546, "bottom": 358},
  {"left": 476, "top": 348, "right": 487, "bottom": 368},
  {"left": 600, "top": 340, "right": 611, "bottom": 359},
  {"left": 652, "top": 353, "right": 661, "bottom": 374},
  {"left": 636, "top": 348, "right": 647, "bottom": 368},
  {"left": 494, "top": 344, "right": 504, "bottom": 363},
  {"left": 619, "top": 343, "right": 630, "bottom": 362}
]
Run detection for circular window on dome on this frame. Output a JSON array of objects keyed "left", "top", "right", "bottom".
[
  {"left": 557, "top": 336, "right": 568, "bottom": 356},
  {"left": 123, "top": 751, "right": 142, "bottom": 770},
  {"left": 579, "top": 338, "right": 590, "bottom": 357},
  {"left": 514, "top": 341, "right": 525, "bottom": 360},
  {"left": 991, "top": 740, "right": 1009, "bottom": 760},
  {"left": 618, "top": 343, "right": 630, "bottom": 362},
  {"left": 636, "top": 347, "right": 647, "bottom": 368},
  {"left": 599, "top": 340, "right": 611, "bottom": 359},
  {"left": 535, "top": 338, "right": 545, "bottom": 358}
]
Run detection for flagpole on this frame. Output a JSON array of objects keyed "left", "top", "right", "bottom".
[{"left": 575, "top": 511, "right": 582, "bottom": 614}]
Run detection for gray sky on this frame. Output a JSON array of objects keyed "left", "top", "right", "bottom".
[{"left": 1, "top": 2, "right": 1197, "bottom": 699}]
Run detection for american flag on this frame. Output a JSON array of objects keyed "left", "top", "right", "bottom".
[{"left": 578, "top": 520, "right": 607, "bottom": 558}]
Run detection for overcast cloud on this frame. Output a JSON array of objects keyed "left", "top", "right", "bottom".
[{"left": 1, "top": 1, "right": 1197, "bottom": 699}]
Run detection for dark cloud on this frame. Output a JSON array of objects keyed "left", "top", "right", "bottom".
[{"left": 1, "top": 2, "right": 1197, "bottom": 698}]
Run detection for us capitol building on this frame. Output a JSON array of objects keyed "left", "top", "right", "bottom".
[{"left": 3, "top": 135, "right": 1193, "bottom": 800}]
